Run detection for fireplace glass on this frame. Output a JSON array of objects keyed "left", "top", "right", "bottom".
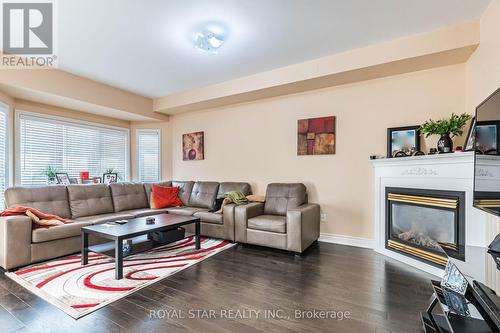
[
  {"left": 390, "top": 202, "right": 456, "bottom": 251},
  {"left": 386, "top": 187, "right": 465, "bottom": 266}
]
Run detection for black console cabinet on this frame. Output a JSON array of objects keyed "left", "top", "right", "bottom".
[
  {"left": 421, "top": 246, "right": 500, "bottom": 333},
  {"left": 421, "top": 280, "right": 499, "bottom": 333}
]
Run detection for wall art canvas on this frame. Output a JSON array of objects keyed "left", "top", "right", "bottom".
[
  {"left": 183, "top": 131, "right": 204, "bottom": 161},
  {"left": 297, "top": 116, "right": 336, "bottom": 155}
]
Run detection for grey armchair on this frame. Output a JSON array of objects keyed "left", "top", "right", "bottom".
[{"left": 235, "top": 183, "right": 320, "bottom": 253}]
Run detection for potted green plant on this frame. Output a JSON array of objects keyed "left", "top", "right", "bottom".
[
  {"left": 44, "top": 166, "right": 58, "bottom": 184},
  {"left": 420, "top": 113, "right": 472, "bottom": 153}
]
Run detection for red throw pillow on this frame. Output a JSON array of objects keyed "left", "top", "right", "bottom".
[{"left": 151, "top": 184, "right": 184, "bottom": 209}]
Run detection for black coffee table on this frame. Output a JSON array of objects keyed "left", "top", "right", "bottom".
[{"left": 81, "top": 214, "right": 200, "bottom": 279}]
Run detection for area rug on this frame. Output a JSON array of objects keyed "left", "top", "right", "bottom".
[{"left": 6, "top": 237, "right": 234, "bottom": 319}]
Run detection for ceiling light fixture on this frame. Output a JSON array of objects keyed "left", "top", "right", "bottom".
[
  {"left": 194, "top": 31, "right": 225, "bottom": 53},
  {"left": 193, "top": 22, "right": 228, "bottom": 53}
]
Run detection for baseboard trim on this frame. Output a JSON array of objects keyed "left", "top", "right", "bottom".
[{"left": 318, "top": 233, "right": 375, "bottom": 249}]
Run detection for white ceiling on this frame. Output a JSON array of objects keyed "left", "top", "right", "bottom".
[{"left": 57, "top": 0, "right": 491, "bottom": 98}]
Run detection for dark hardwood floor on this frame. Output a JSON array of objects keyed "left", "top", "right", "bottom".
[{"left": 0, "top": 242, "right": 433, "bottom": 333}]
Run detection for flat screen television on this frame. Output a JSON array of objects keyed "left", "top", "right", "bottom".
[
  {"left": 470, "top": 87, "right": 500, "bottom": 331},
  {"left": 473, "top": 87, "right": 500, "bottom": 217}
]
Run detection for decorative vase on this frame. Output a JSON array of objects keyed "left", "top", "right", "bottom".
[{"left": 437, "top": 133, "right": 453, "bottom": 153}]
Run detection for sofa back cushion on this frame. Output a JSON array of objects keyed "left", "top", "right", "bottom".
[
  {"left": 151, "top": 184, "right": 183, "bottom": 208},
  {"left": 217, "top": 182, "right": 251, "bottom": 198},
  {"left": 171, "top": 181, "right": 194, "bottom": 205},
  {"left": 110, "top": 183, "right": 149, "bottom": 212},
  {"left": 5, "top": 185, "right": 72, "bottom": 219},
  {"left": 190, "top": 181, "right": 219, "bottom": 209},
  {"left": 144, "top": 181, "right": 172, "bottom": 205},
  {"left": 67, "top": 184, "right": 114, "bottom": 218},
  {"left": 264, "top": 183, "right": 307, "bottom": 216}
]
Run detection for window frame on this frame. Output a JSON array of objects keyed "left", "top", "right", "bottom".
[
  {"left": 0, "top": 102, "right": 10, "bottom": 205},
  {"left": 15, "top": 109, "right": 130, "bottom": 185},
  {"left": 136, "top": 128, "right": 161, "bottom": 183}
]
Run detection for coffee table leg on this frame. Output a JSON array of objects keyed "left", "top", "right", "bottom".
[
  {"left": 115, "top": 239, "right": 123, "bottom": 280},
  {"left": 81, "top": 231, "right": 89, "bottom": 266},
  {"left": 195, "top": 220, "right": 201, "bottom": 250}
]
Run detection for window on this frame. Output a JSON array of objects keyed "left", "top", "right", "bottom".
[
  {"left": 0, "top": 103, "right": 8, "bottom": 208},
  {"left": 17, "top": 111, "right": 129, "bottom": 186},
  {"left": 136, "top": 129, "right": 161, "bottom": 183}
]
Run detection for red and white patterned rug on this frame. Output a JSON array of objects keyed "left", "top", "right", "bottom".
[{"left": 6, "top": 237, "right": 234, "bottom": 319}]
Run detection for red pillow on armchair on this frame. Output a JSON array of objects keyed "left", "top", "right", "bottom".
[{"left": 151, "top": 184, "right": 184, "bottom": 209}]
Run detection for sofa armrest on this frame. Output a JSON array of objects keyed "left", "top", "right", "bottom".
[
  {"left": 222, "top": 203, "right": 237, "bottom": 241},
  {"left": 234, "top": 202, "right": 264, "bottom": 243},
  {"left": 0, "top": 215, "right": 32, "bottom": 270},
  {"left": 286, "top": 203, "right": 320, "bottom": 253}
]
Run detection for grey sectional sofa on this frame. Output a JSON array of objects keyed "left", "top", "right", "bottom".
[
  {"left": 149, "top": 181, "right": 252, "bottom": 240},
  {"left": 0, "top": 181, "right": 320, "bottom": 270},
  {"left": 0, "top": 181, "right": 250, "bottom": 270}
]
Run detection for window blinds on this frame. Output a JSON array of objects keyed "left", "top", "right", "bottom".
[
  {"left": 17, "top": 112, "right": 129, "bottom": 186},
  {"left": 0, "top": 104, "right": 8, "bottom": 208},
  {"left": 136, "top": 129, "right": 160, "bottom": 183}
]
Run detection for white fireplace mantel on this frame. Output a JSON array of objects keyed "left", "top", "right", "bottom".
[{"left": 371, "top": 152, "right": 492, "bottom": 278}]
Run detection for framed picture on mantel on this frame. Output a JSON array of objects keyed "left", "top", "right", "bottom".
[
  {"left": 464, "top": 118, "right": 500, "bottom": 154},
  {"left": 387, "top": 126, "right": 421, "bottom": 158}
]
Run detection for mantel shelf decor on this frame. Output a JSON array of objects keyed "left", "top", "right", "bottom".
[{"left": 420, "top": 113, "right": 472, "bottom": 153}]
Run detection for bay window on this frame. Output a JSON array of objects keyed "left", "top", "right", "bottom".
[{"left": 17, "top": 111, "right": 129, "bottom": 185}]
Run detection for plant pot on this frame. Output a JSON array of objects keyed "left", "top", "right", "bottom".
[{"left": 437, "top": 133, "right": 453, "bottom": 153}]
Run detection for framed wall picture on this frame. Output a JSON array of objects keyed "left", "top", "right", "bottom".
[
  {"left": 464, "top": 118, "right": 500, "bottom": 154},
  {"left": 103, "top": 173, "right": 118, "bottom": 185},
  {"left": 387, "top": 126, "right": 421, "bottom": 158},
  {"left": 183, "top": 131, "right": 204, "bottom": 161},
  {"left": 297, "top": 116, "right": 336, "bottom": 155},
  {"left": 55, "top": 173, "right": 71, "bottom": 185}
]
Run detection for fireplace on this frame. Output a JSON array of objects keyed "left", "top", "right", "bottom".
[{"left": 385, "top": 187, "right": 465, "bottom": 267}]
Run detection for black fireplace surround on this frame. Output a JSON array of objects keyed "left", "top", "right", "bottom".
[{"left": 385, "top": 187, "right": 465, "bottom": 267}]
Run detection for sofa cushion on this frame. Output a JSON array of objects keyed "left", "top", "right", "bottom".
[
  {"left": 152, "top": 184, "right": 183, "bottom": 209},
  {"left": 110, "top": 183, "right": 149, "bottom": 212},
  {"left": 73, "top": 212, "right": 134, "bottom": 224},
  {"left": 144, "top": 181, "right": 172, "bottom": 205},
  {"left": 67, "top": 184, "right": 114, "bottom": 218},
  {"left": 5, "top": 186, "right": 72, "bottom": 219},
  {"left": 194, "top": 211, "right": 223, "bottom": 224},
  {"left": 120, "top": 208, "right": 169, "bottom": 218},
  {"left": 171, "top": 181, "right": 194, "bottom": 205},
  {"left": 190, "top": 181, "right": 219, "bottom": 209},
  {"left": 32, "top": 221, "right": 93, "bottom": 243},
  {"left": 248, "top": 215, "right": 286, "bottom": 233},
  {"left": 264, "top": 183, "right": 307, "bottom": 216},
  {"left": 165, "top": 207, "right": 208, "bottom": 216},
  {"left": 217, "top": 182, "right": 251, "bottom": 198}
]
